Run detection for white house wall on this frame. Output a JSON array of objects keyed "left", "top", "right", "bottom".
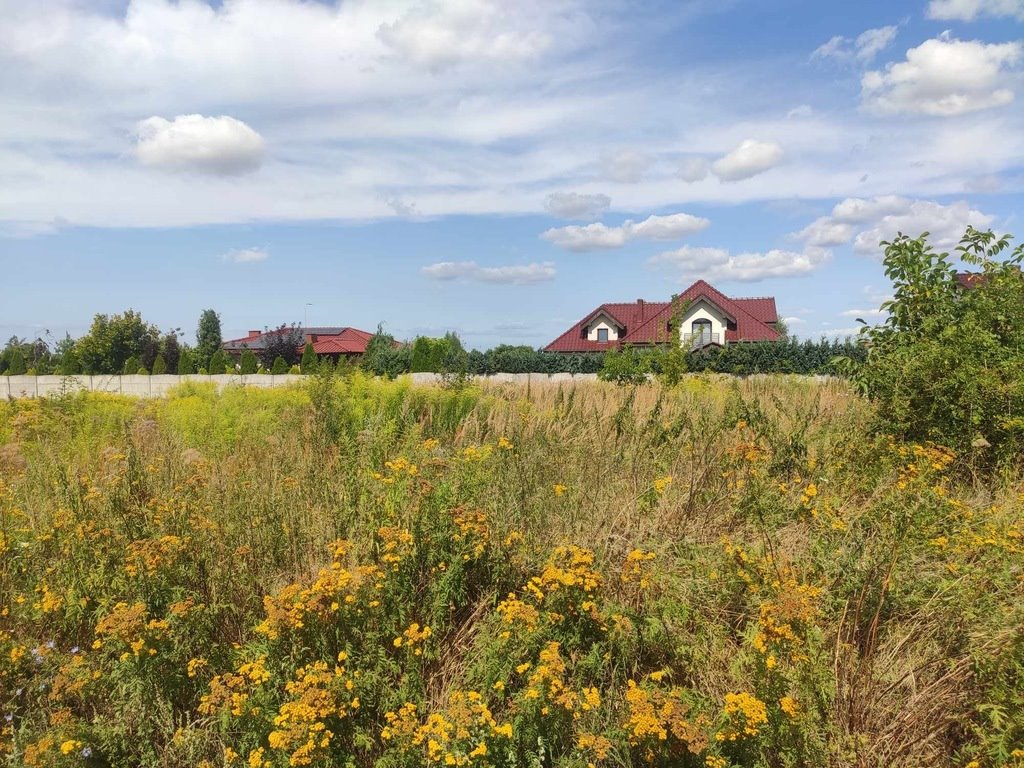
[
  {"left": 585, "top": 314, "right": 620, "bottom": 342},
  {"left": 679, "top": 300, "right": 728, "bottom": 344}
]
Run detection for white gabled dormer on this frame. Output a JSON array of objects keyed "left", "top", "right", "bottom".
[
  {"left": 678, "top": 297, "right": 731, "bottom": 348},
  {"left": 584, "top": 311, "right": 621, "bottom": 343}
]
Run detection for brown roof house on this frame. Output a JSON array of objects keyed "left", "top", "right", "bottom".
[
  {"left": 545, "top": 280, "right": 781, "bottom": 352},
  {"left": 223, "top": 326, "right": 375, "bottom": 360}
]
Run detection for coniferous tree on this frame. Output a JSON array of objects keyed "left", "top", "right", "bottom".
[
  {"left": 177, "top": 348, "right": 195, "bottom": 375},
  {"left": 239, "top": 349, "right": 258, "bottom": 375},
  {"left": 196, "top": 310, "right": 223, "bottom": 369},
  {"left": 152, "top": 354, "right": 167, "bottom": 375},
  {"left": 209, "top": 350, "right": 228, "bottom": 374},
  {"left": 300, "top": 342, "right": 317, "bottom": 373},
  {"left": 123, "top": 356, "right": 141, "bottom": 375},
  {"left": 7, "top": 348, "right": 27, "bottom": 375},
  {"left": 272, "top": 356, "right": 289, "bottom": 374}
]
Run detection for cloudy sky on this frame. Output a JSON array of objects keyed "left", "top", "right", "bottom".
[{"left": 1, "top": 0, "right": 1022, "bottom": 348}]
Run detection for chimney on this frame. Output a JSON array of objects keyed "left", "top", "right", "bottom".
[
  {"left": 637, "top": 299, "right": 645, "bottom": 321},
  {"left": 247, "top": 330, "right": 261, "bottom": 338}
]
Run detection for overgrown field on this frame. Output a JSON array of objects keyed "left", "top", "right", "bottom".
[{"left": 1, "top": 375, "right": 1022, "bottom": 768}]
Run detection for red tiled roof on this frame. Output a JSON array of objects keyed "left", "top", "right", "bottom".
[
  {"left": 544, "top": 280, "right": 780, "bottom": 352},
  {"left": 223, "top": 326, "right": 375, "bottom": 355}
]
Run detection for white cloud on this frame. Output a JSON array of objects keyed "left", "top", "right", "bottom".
[
  {"left": 862, "top": 37, "right": 1022, "bottom": 116},
  {"left": 222, "top": 247, "right": 269, "bottom": 264},
  {"left": 711, "top": 139, "right": 783, "bottom": 182},
  {"left": 851, "top": 199, "right": 995, "bottom": 254},
  {"left": 786, "top": 105, "right": 814, "bottom": 119},
  {"left": 377, "top": 0, "right": 574, "bottom": 70},
  {"left": 855, "top": 26, "right": 899, "bottom": 62},
  {"left": 625, "top": 213, "right": 710, "bottom": 240},
  {"left": 422, "top": 260, "right": 555, "bottom": 284},
  {"left": 792, "top": 196, "right": 996, "bottom": 256},
  {"left": 927, "top": 0, "right": 1024, "bottom": 20},
  {"left": 541, "top": 212, "right": 709, "bottom": 251},
  {"left": 796, "top": 218, "right": 855, "bottom": 247},
  {"left": 676, "top": 157, "right": 709, "bottom": 182},
  {"left": 812, "top": 36, "right": 848, "bottom": 60},
  {"left": 541, "top": 222, "right": 627, "bottom": 251},
  {"left": 386, "top": 197, "right": 419, "bottom": 217},
  {"left": 782, "top": 316, "right": 807, "bottom": 324},
  {"left": 840, "top": 307, "right": 888, "bottom": 317},
  {"left": 135, "top": 115, "right": 265, "bottom": 175},
  {"left": 821, "top": 326, "right": 866, "bottom": 337},
  {"left": 543, "top": 192, "right": 611, "bottom": 219},
  {"left": 812, "top": 26, "right": 898, "bottom": 63},
  {"left": 648, "top": 245, "right": 829, "bottom": 282},
  {"left": 602, "top": 149, "right": 652, "bottom": 183}
]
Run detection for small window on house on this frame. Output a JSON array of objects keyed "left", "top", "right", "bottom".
[{"left": 597, "top": 328, "right": 609, "bottom": 343}]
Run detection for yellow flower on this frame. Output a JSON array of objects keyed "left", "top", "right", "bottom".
[
  {"left": 779, "top": 695, "right": 799, "bottom": 718},
  {"left": 553, "top": 484, "right": 567, "bottom": 497},
  {"left": 60, "top": 740, "right": 83, "bottom": 755},
  {"left": 653, "top": 476, "right": 673, "bottom": 495}
]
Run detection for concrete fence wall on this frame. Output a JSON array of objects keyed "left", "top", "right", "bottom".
[
  {"left": 0, "top": 373, "right": 606, "bottom": 399},
  {"left": 1, "top": 374, "right": 307, "bottom": 399},
  {"left": 1, "top": 372, "right": 837, "bottom": 399}
]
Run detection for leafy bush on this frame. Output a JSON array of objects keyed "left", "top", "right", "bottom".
[
  {"left": 837, "top": 228, "right": 1024, "bottom": 467},
  {"left": 239, "top": 349, "right": 258, "bottom": 375},
  {"left": 598, "top": 345, "right": 650, "bottom": 385},
  {"left": 151, "top": 353, "right": 167, "bottom": 375},
  {"left": 300, "top": 342, "right": 317, "bottom": 374},
  {"left": 271, "top": 356, "right": 289, "bottom": 375}
]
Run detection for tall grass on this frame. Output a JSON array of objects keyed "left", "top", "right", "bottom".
[{"left": 1, "top": 373, "right": 1021, "bottom": 768}]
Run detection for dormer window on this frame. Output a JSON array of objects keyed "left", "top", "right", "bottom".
[{"left": 597, "top": 328, "right": 609, "bottom": 343}]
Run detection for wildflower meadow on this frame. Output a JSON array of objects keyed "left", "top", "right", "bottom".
[{"left": 1, "top": 373, "right": 1022, "bottom": 768}]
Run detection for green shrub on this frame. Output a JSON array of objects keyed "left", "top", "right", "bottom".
[
  {"left": 837, "top": 228, "right": 1024, "bottom": 467},
  {"left": 152, "top": 353, "right": 167, "bottom": 375},
  {"left": 239, "top": 349, "right": 258, "bottom": 375},
  {"left": 123, "top": 355, "right": 141, "bottom": 375},
  {"left": 300, "top": 341, "right": 317, "bottom": 373},
  {"left": 272, "top": 356, "right": 289, "bottom": 375},
  {"left": 598, "top": 345, "right": 650, "bottom": 385}
]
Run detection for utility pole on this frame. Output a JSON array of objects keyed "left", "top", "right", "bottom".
[{"left": 304, "top": 303, "right": 312, "bottom": 330}]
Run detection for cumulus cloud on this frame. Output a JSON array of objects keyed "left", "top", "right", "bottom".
[
  {"left": 135, "top": 115, "right": 265, "bottom": 175},
  {"left": 793, "top": 196, "right": 995, "bottom": 256},
  {"left": 421, "top": 260, "right": 555, "bottom": 284},
  {"left": 840, "top": 307, "right": 888, "bottom": 317},
  {"left": 602, "top": 150, "right": 652, "bottom": 183},
  {"left": 541, "top": 222, "right": 627, "bottom": 251},
  {"left": 648, "top": 245, "right": 829, "bottom": 282},
  {"left": 851, "top": 199, "right": 995, "bottom": 254},
  {"left": 928, "top": 0, "right": 1024, "bottom": 20},
  {"left": 782, "top": 316, "right": 807, "bottom": 325},
  {"left": 222, "top": 247, "right": 269, "bottom": 264},
  {"left": 813, "top": 26, "right": 898, "bottom": 63},
  {"left": 377, "top": 0, "right": 570, "bottom": 70},
  {"left": 541, "top": 212, "right": 709, "bottom": 251},
  {"left": 386, "top": 197, "right": 419, "bottom": 217},
  {"left": 711, "top": 139, "right": 783, "bottom": 182},
  {"left": 862, "top": 37, "right": 1022, "bottom": 116},
  {"left": 676, "top": 157, "right": 709, "bottom": 183},
  {"left": 543, "top": 192, "right": 611, "bottom": 219},
  {"left": 796, "top": 218, "right": 855, "bottom": 248}
]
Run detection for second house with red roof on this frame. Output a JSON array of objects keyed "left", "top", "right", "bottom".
[{"left": 545, "top": 280, "right": 781, "bottom": 353}]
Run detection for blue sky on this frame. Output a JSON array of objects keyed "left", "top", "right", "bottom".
[{"left": 1, "top": 0, "right": 1022, "bottom": 349}]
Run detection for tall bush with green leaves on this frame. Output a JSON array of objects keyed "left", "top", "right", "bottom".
[
  {"left": 835, "top": 227, "right": 1024, "bottom": 466},
  {"left": 300, "top": 341, "right": 317, "bottom": 373},
  {"left": 239, "top": 349, "right": 259, "bottom": 375}
]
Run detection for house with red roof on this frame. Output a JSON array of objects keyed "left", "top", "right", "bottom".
[
  {"left": 223, "top": 326, "right": 376, "bottom": 361},
  {"left": 544, "top": 280, "right": 781, "bottom": 353}
]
